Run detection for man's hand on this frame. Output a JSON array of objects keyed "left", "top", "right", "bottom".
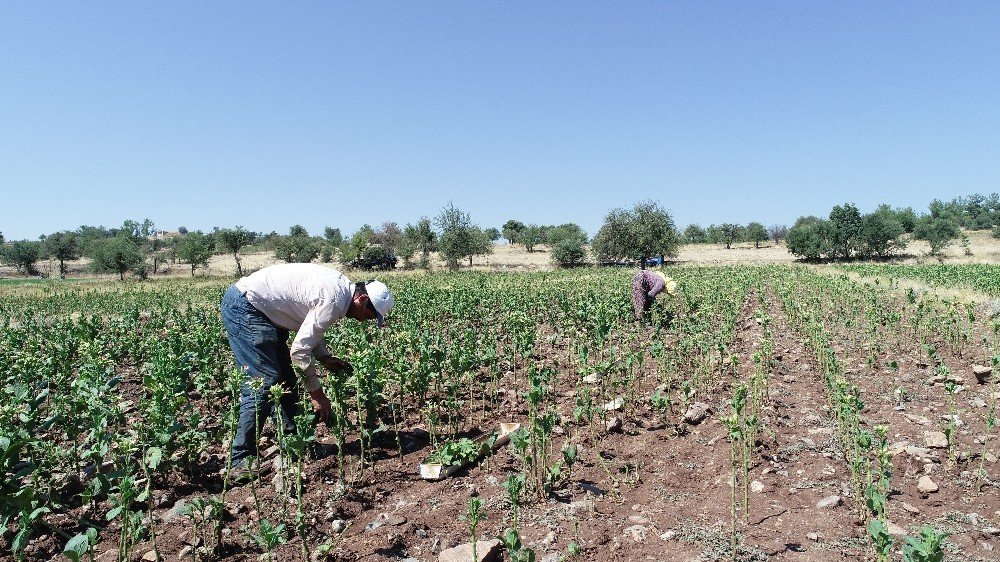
[
  {"left": 319, "top": 355, "right": 353, "bottom": 375},
  {"left": 309, "top": 388, "right": 332, "bottom": 425}
]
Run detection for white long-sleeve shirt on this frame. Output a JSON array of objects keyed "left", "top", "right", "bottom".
[{"left": 234, "top": 263, "right": 353, "bottom": 392}]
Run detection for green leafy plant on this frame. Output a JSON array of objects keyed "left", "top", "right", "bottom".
[{"left": 902, "top": 526, "right": 949, "bottom": 562}]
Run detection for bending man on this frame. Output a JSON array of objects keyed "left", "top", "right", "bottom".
[
  {"left": 632, "top": 269, "right": 676, "bottom": 320},
  {"left": 220, "top": 263, "right": 394, "bottom": 476}
]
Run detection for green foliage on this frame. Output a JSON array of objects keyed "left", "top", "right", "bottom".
[
  {"left": 718, "top": 223, "right": 743, "bottom": 249},
  {"left": 546, "top": 224, "right": 587, "bottom": 246},
  {"left": 502, "top": 220, "right": 526, "bottom": 245},
  {"left": 501, "top": 528, "right": 536, "bottom": 562},
  {"left": 926, "top": 193, "right": 1000, "bottom": 230},
  {"left": 592, "top": 200, "right": 679, "bottom": 263},
  {"left": 352, "top": 245, "right": 397, "bottom": 270},
  {"left": 745, "top": 222, "right": 768, "bottom": 248},
  {"left": 0, "top": 240, "right": 43, "bottom": 275},
  {"left": 89, "top": 235, "right": 144, "bottom": 280},
  {"left": 868, "top": 519, "right": 894, "bottom": 562},
  {"left": 426, "top": 437, "right": 490, "bottom": 466},
  {"left": 273, "top": 226, "right": 321, "bottom": 263},
  {"left": 551, "top": 238, "right": 586, "bottom": 267},
  {"left": 403, "top": 218, "right": 437, "bottom": 268},
  {"left": 786, "top": 216, "right": 831, "bottom": 260},
  {"left": 323, "top": 227, "right": 343, "bottom": 247},
  {"left": 902, "top": 526, "right": 949, "bottom": 562},
  {"left": 175, "top": 231, "right": 213, "bottom": 276},
  {"left": 62, "top": 528, "right": 98, "bottom": 562},
  {"left": 520, "top": 225, "right": 544, "bottom": 253},
  {"left": 435, "top": 202, "right": 485, "bottom": 270},
  {"left": 913, "top": 216, "right": 961, "bottom": 256},
  {"left": 43, "top": 231, "right": 81, "bottom": 276},
  {"left": 828, "top": 203, "right": 863, "bottom": 258},
  {"left": 683, "top": 224, "right": 707, "bottom": 244},
  {"left": 787, "top": 205, "right": 907, "bottom": 261},
  {"left": 216, "top": 227, "right": 257, "bottom": 277},
  {"left": 860, "top": 207, "right": 906, "bottom": 258}
]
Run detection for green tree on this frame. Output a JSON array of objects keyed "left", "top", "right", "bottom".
[
  {"left": 718, "top": 223, "right": 743, "bottom": 249},
  {"left": 521, "top": 225, "right": 545, "bottom": 253},
  {"left": 1, "top": 240, "right": 43, "bottom": 275},
  {"left": 404, "top": 217, "right": 437, "bottom": 269},
  {"left": 76, "top": 225, "right": 111, "bottom": 256},
  {"left": 913, "top": 216, "right": 961, "bottom": 256},
  {"left": 828, "top": 203, "right": 863, "bottom": 258},
  {"left": 786, "top": 216, "right": 832, "bottom": 260},
  {"left": 859, "top": 208, "right": 906, "bottom": 258},
  {"left": 683, "top": 224, "right": 707, "bottom": 244},
  {"left": 90, "top": 236, "right": 144, "bottom": 280},
  {"left": 502, "top": 220, "right": 526, "bottom": 245},
  {"left": 175, "top": 231, "right": 213, "bottom": 276},
  {"left": 43, "top": 231, "right": 81, "bottom": 277},
  {"left": 485, "top": 227, "right": 502, "bottom": 242},
  {"left": 745, "top": 222, "right": 768, "bottom": 249},
  {"left": 274, "top": 226, "right": 321, "bottom": 263},
  {"left": 467, "top": 227, "right": 494, "bottom": 266},
  {"left": 591, "top": 200, "right": 679, "bottom": 267},
  {"left": 435, "top": 202, "right": 477, "bottom": 271},
  {"left": 546, "top": 223, "right": 587, "bottom": 245},
  {"left": 216, "top": 227, "right": 257, "bottom": 277},
  {"left": 323, "top": 227, "right": 343, "bottom": 247},
  {"left": 339, "top": 226, "right": 373, "bottom": 264},
  {"left": 551, "top": 238, "right": 586, "bottom": 267}
]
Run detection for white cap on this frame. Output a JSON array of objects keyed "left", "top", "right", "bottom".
[{"left": 365, "top": 280, "right": 394, "bottom": 327}]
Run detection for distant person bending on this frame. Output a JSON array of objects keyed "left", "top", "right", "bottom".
[
  {"left": 632, "top": 269, "right": 676, "bottom": 320},
  {"left": 220, "top": 263, "right": 394, "bottom": 479}
]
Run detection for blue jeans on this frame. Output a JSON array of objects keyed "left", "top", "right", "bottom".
[{"left": 221, "top": 285, "right": 302, "bottom": 466}]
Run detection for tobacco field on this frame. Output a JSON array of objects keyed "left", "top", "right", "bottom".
[{"left": 2, "top": 266, "right": 999, "bottom": 562}]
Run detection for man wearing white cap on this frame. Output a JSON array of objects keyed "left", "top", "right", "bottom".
[
  {"left": 632, "top": 269, "right": 676, "bottom": 321},
  {"left": 220, "top": 263, "right": 394, "bottom": 476}
]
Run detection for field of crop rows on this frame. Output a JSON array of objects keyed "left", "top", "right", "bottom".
[{"left": 2, "top": 266, "right": 999, "bottom": 562}]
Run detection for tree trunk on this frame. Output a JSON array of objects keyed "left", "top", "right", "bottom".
[{"left": 234, "top": 254, "right": 243, "bottom": 277}]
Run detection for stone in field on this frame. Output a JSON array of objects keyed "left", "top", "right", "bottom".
[
  {"left": 887, "top": 521, "right": 907, "bottom": 537},
  {"left": 972, "top": 365, "right": 993, "bottom": 384},
  {"left": 750, "top": 480, "right": 765, "bottom": 493},
  {"left": 923, "top": 431, "right": 949, "bottom": 449},
  {"left": 438, "top": 539, "right": 501, "bottom": 562},
  {"left": 603, "top": 396, "right": 625, "bottom": 411},
  {"left": 624, "top": 525, "right": 648, "bottom": 542},
  {"left": 683, "top": 402, "right": 711, "bottom": 425},
  {"left": 901, "top": 502, "right": 920, "bottom": 514},
  {"left": 918, "top": 476, "right": 939, "bottom": 493},
  {"left": 816, "top": 495, "right": 842, "bottom": 509}
]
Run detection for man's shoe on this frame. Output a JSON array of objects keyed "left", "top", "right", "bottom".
[{"left": 225, "top": 462, "right": 256, "bottom": 484}]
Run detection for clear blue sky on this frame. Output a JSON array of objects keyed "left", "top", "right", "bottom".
[{"left": 3, "top": 2, "right": 999, "bottom": 241}]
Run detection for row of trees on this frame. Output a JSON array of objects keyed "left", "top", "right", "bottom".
[
  {"left": 4, "top": 192, "right": 998, "bottom": 277},
  {"left": 682, "top": 222, "right": 787, "bottom": 249},
  {"left": 785, "top": 203, "right": 963, "bottom": 260}
]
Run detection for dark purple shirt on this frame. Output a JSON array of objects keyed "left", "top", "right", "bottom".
[{"left": 632, "top": 270, "right": 665, "bottom": 319}]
